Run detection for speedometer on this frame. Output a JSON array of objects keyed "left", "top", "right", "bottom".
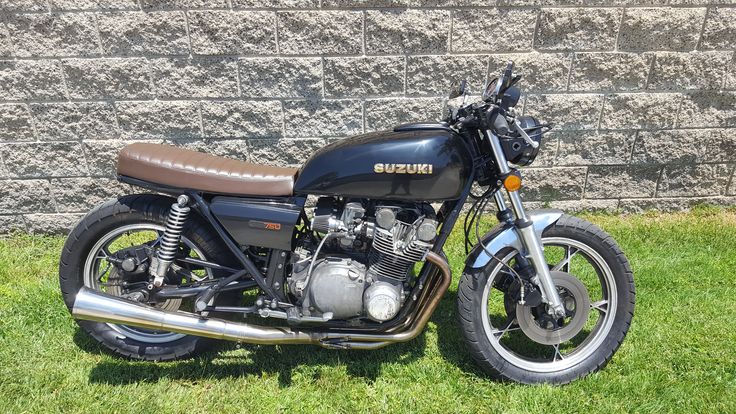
[{"left": 482, "top": 77, "right": 502, "bottom": 102}]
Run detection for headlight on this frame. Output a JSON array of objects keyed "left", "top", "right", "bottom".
[{"left": 500, "top": 116, "right": 543, "bottom": 167}]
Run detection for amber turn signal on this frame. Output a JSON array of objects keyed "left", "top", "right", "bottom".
[{"left": 503, "top": 175, "right": 522, "bottom": 192}]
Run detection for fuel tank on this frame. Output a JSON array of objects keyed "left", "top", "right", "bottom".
[{"left": 294, "top": 125, "right": 473, "bottom": 201}]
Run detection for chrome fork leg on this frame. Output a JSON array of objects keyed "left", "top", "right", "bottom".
[
  {"left": 507, "top": 191, "right": 565, "bottom": 317},
  {"left": 486, "top": 130, "right": 565, "bottom": 317}
]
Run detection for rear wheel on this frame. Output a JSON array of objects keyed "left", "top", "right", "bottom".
[
  {"left": 457, "top": 215, "right": 635, "bottom": 384},
  {"left": 60, "top": 194, "right": 240, "bottom": 361}
]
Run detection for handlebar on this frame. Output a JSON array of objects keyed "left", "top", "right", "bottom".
[{"left": 447, "top": 61, "right": 549, "bottom": 141}]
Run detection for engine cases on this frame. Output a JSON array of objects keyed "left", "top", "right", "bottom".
[
  {"left": 292, "top": 257, "right": 367, "bottom": 319},
  {"left": 290, "top": 256, "right": 405, "bottom": 321},
  {"left": 294, "top": 128, "right": 473, "bottom": 202}
]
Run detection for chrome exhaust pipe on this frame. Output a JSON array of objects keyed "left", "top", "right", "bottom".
[
  {"left": 71, "top": 251, "right": 451, "bottom": 348},
  {"left": 72, "top": 287, "right": 319, "bottom": 345}
]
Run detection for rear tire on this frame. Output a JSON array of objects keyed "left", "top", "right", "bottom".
[
  {"left": 457, "top": 215, "right": 635, "bottom": 384},
  {"left": 60, "top": 194, "right": 240, "bottom": 361}
]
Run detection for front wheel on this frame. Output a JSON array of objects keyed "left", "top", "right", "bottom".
[{"left": 457, "top": 215, "right": 635, "bottom": 384}]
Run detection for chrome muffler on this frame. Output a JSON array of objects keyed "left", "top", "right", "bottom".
[
  {"left": 71, "top": 251, "right": 451, "bottom": 348},
  {"left": 72, "top": 287, "right": 319, "bottom": 345}
]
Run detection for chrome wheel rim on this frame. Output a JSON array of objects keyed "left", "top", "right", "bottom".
[
  {"left": 481, "top": 237, "right": 617, "bottom": 373},
  {"left": 83, "top": 223, "right": 211, "bottom": 344}
]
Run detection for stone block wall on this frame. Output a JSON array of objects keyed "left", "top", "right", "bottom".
[{"left": 0, "top": 1, "right": 735, "bottom": 233}]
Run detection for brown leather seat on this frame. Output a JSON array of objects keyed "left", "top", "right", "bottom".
[{"left": 118, "top": 143, "right": 298, "bottom": 196}]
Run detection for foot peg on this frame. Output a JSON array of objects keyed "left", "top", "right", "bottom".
[{"left": 286, "top": 307, "right": 301, "bottom": 325}]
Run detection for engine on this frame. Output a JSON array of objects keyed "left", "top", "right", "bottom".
[{"left": 287, "top": 198, "right": 438, "bottom": 322}]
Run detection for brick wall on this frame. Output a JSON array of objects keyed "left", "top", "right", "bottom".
[{"left": 1, "top": 1, "right": 735, "bottom": 233}]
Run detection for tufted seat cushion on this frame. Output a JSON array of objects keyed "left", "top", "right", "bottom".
[{"left": 117, "top": 143, "right": 298, "bottom": 196}]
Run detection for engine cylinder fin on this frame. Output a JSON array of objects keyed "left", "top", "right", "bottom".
[{"left": 368, "top": 220, "right": 433, "bottom": 281}]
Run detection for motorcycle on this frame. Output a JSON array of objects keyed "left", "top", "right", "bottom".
[{"left": 61, "top": 62, "right": 635, "bottom": 385}]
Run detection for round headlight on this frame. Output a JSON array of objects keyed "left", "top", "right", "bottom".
[{"left": 500, "top": 116, "right": 543, "bottom": 167}]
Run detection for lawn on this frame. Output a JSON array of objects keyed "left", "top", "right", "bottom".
[{"left": 1, "top": 208, "right": 735, "bottom": 413}]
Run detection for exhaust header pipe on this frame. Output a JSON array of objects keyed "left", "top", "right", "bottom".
[{"left": 72, "top": 251, "right": 451, "bottom": 348}]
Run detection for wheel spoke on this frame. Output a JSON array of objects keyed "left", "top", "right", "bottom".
[
  {"left": 174, "top": 265, "right": 206, "bottom": 283},
  {"left": 96, "top": 262, "right": 111, "bottom": 282},
  {"left": 590, "top": 300, "right": 609, "bottom": 314},
  {"left": 145, "top": 230, "right": 164, "bottom": 247},
  {"left": 552, "top": 246, "right": 578, "bottom": 272},
  {"left": 95, "top": 246, "right": 113, "bottom": 260},
  {"left": 491, "top": 319, "right": 520, "bottom": 340},
  {"left": 552, "top": 344, "right": 565, "bottom": 362}
]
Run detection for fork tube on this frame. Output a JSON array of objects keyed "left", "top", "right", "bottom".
[
  {"left": 486, "top": 131, "right": 565, "bottom": 317},
  {"left": 486, "top": 130, "right": 511, "bottom": 176},
  {"left": 507, "top": 190, "right": 528, "bottom": 221},
  {"left": 486, "top": 130, "right": 526, "bottom": 222},
  {"left": 493, "top": 190, "right": 508, "bottom": 212}
]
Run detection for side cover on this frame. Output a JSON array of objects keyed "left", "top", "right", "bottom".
[{"left": 210, "top": 197, "right": 301, "bottom": 251}]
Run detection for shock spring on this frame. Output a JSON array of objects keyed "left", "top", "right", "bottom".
[
  {"left": 158, "top": 195, "right": 191, "bottom": 262},
  {"left": 150, "top": 195, "right": 190, "bottom": 287}
]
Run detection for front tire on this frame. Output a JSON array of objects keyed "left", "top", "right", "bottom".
[
  {"left": 457, "top": 215, "right": 635, "bottom": 384},
  {"left": 60, "top": 194, "right": 239, "bottom": 361}
]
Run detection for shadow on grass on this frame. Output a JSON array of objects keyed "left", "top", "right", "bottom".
[
  {"left": 433, "top": 290, "right": 489, "bottom": 378},
  {"left": 81, "top": 291, "right": 493, "bottom": 387},
  {"left": 84, "top": 327, "right": 430, "bottom": 387},
  {"left": 73, "top": 328, "right": 108, "bottom": 355}
]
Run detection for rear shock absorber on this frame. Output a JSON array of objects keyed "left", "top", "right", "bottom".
[{"left": 150, "top": 195, "right": 190, "bottom": 288}]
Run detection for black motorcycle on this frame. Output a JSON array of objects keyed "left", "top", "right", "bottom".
[{"left": 61, "top": 62, "right": 635, "bottom": 385}]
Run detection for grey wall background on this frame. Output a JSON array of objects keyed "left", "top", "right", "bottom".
[{"left": 0, "top": 0, "right": 735, "bottom": 233}]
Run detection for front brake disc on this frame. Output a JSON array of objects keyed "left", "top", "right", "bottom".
[{"left": 516, "top": 271, "right": 590, "bottom": 345}]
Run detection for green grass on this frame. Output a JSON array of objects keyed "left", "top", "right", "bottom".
[{"left": 1, "top": 208, "right": 736, "bottom": 413}]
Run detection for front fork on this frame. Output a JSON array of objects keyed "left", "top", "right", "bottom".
[{"left": 486, "top": 131, "right": 566, "bottom": 318}]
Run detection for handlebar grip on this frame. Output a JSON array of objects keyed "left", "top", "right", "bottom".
[{"left": 489, "top": 111, "right": 509, "bottom": 136}]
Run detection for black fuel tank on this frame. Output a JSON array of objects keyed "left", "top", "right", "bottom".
[{"left": 294, "top": 127, "right": 473, "bottom": 201}]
